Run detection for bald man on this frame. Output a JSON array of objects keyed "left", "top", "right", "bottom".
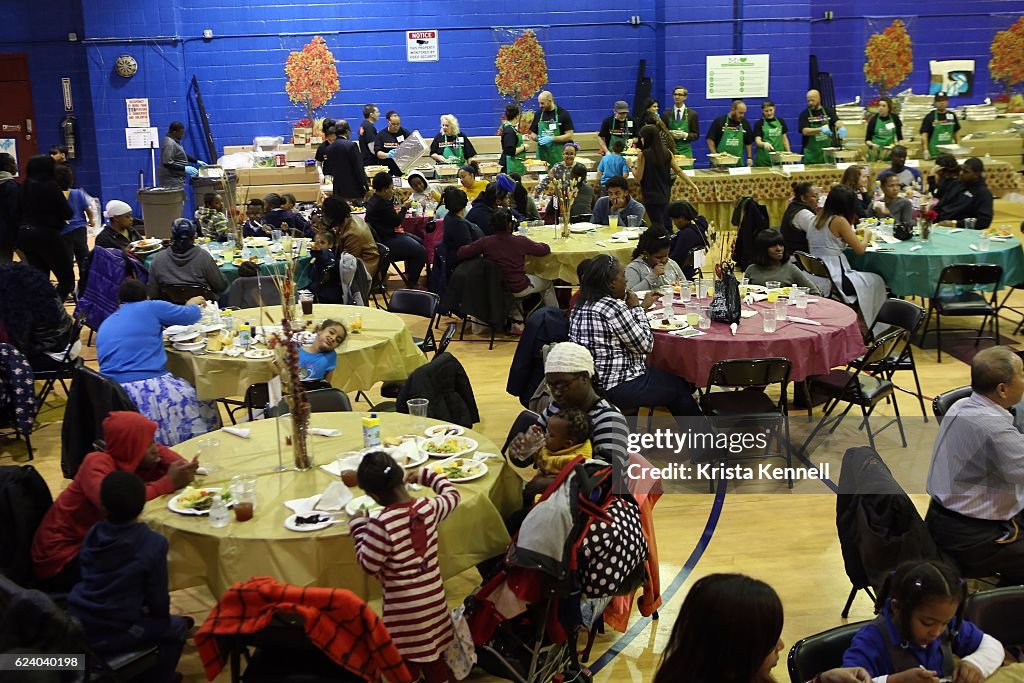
[
  {"left": 529, "top": 91, "right": 575, "bottom": 169},
  {"left": 706, "top": 99, "right": 754, "bottom": 167},
  {"left": 926, "top": 346, "right": 1024, "bottom": 583},
  {"left": 798, "top": 90, "right": 839, "bottom": 164}
]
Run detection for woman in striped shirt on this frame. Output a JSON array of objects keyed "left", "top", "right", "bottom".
[{"left": 350, "top": 451, "right": 461, "bottom": 682}]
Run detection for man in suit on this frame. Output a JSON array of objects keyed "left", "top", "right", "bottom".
[{"left": 323, "top": 120, "right": 368, "bottom": 203}]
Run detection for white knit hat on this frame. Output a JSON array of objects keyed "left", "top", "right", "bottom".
[
  {"left": 545, "top": 342, "right": 594, "bottom": 376},
  {"left": 104, "top": 200, "right": 132, "bottom": 218}
]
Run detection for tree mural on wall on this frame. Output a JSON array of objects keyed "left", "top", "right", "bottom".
[
  {"left": 864, "top": 19, "right": 913, "bottom": 98},
  {"left": 990, "top": 17, "right": 1024, "bottom": 100},
  {"left": 284, "top": 36, "right": 340, "bottom": 124},
  {"left": 494, "top": 29, "right": 549, "bottom": 106}
]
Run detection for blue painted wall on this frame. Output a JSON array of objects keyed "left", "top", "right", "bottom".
[
  {"left": 0, "top": 0, "right": 100, "bottom": 197},
  {"left": 3, "top": 0, "right": 1022, "bottom": 214}
]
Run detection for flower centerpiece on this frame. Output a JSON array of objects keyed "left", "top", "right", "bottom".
[
  {"left": 989, "top": 17, "right": 1024, "bottom": 103},
  {"left": 864, "top": 19, "right": 913, "bottom": 98},
  {"left": 285, "top": 36, "right": 340, "bottom": 143},
  {"left": 550, "top": 172, "right": 580, "bottom": 239},
  {"left": 264, "top": 243, "right": 313, "bottom": 470}
]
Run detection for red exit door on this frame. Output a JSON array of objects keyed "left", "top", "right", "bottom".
[{"left": 0, "top": 53, "right": 37, "bottom": 177}]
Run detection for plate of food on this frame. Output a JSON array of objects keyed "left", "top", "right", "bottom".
[
  {"left": 170, "top": 329, "right": 202, "bottom": 343},
  {"left": 420, "top": 435, "right": 478, "bottom": 459},
  {"left": 130, "top": 238, "right": 163, "bottom": 252},
  {"left": 168, "top": 487, "right": 233, "bottom": 515},
  {"left": 243, "top": 348, "right": 275, "bottom": 360},
  {"left": 345, "top": 495, "right": 383, "bottom": 516},
  {"left": 424, "top": 424, "right": 465, "bottom": 438},
  {"left": 172, "top": 340, "right": 206, "bottom": 351},
  {"left": 432, "top": 457, "right": 488, "bottom": 483},
  {"left": 284, "top": 512, "right": 345, "bottom": 532},
  {"left": 651, "top": 317, "right": 689, "bottom": 332}
]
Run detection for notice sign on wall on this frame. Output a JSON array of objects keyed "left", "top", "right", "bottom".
[
  {"left": 126, "top": 98, "right": 150, "bottom": 128},
  {"left": 125, "top": 127, "right": 159, "bottom": 149},
  {"left": 706, "top": 54, "right": 770, "bottom": 99},
  {"left": 406, "top": 30, "right": 439, "bottom": 62}
]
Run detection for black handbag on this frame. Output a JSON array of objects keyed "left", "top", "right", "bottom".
[
  {"left": 709, "top": 270, "right": 742, "bottom": 324},
  {"left": 893, "top": 222, "right": 914, "bottom": 241}
]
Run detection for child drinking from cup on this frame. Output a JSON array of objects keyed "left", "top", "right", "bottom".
[
  {"left": 842, "top": 560, "right": 1005, "bottom": 682},
  {"left": 298, "top": 319, "right": 346, "bottom": 382},
  {"left": 351, "top": 451, "right": 461, "bottom": 683}
]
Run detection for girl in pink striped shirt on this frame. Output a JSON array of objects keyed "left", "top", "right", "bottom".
[{"left": 350, "top": 451, "right": 461, "bottom": 682}]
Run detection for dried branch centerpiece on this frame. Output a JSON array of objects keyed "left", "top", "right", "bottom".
[{"left": 550, "top": 172, "right": 580, "bottom": 239}]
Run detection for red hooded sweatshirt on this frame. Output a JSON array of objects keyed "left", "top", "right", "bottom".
[{"left": 32, "top": 411, "right": 185, "bottom": 579}]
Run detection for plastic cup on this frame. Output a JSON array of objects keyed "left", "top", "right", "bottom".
[
  {"left": 685, "top": 303, "right": 700, "bottom": 327},
  {"left": 698, "top": 307, "right": 711, "bottom": 329},
  {"left": 271, "top": 229, "right": 282, "bottom": 241},
  {"left": 408, "top": 398, "right": 429, "bottom": 432},
  {"left": 795, "top": 287, "right": 809, "bottom": 310},
  {"left": 608, "top": 213, "right": 619, "bottom": 229},
  {"left": 766, "top": 280, "right": 781, "bottom": 303},
  {"left": 979, "top": 234, "right": 990, "bottom": 252},
  {"left": 775, "top": 297, "right": 789, "bottom": 321},
  {"left": 763, "top": 311, "right": 777, "bottom": 333},
  {"left": 965, "top": 217, "right": 977, "bottom": 230},
  {"left": 350, "top": 314, "right": 363, "bottom": 333},
  {"left": 627, "top": 215, "right": 641, "bottom": 228},
  {"left": 679, "top": 283, "right": 691, "bottom": 302},
  {"left": 230, "top": 475, "right": 257, "bottom": 522},
  {"left": 197, "top": 437, "right": 220, "bottom": 473}
]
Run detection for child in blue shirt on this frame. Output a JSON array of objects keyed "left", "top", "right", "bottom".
[
  {"left": 597, "top": 139, "right": 631, "bottom": 187},
  {"left": 842, "top": 560, "right": 1004, "bottom": 682},
  {"left": 298, "top": 318, "right": 347, "bottom": 382},
  {"left": 68, "top": 470, "right": 192, "bottom": 683},
  {"left": 242, "top": 198, "right": 272, "bottom": 238}
]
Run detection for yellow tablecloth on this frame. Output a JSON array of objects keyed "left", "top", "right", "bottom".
[
  {"left": 140, "top": 412, "right": 523, "bottom": 598},
  {"left": 165, "top": 305, "right": 426, "bottom": 401},
  {"left": 525, "top": 226, "right": 636, "bottom": 283}
]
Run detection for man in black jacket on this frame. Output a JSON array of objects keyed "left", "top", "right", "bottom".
[
  {"left": 357, "top": 104, "right": 380, "bottom": 166},
  {"left": 936, "top": 157, "right": 994, "bottom": 230},
  {"left": 323, "top": 120, "right": 368, "bottom": 203},
  {"left": 364, "top": 172, "right": 426, "bottom": 287},
  {"left": 0, "top": 153, "right": 19, "bottom": 262}
]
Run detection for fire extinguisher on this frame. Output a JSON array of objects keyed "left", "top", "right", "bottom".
[{"left": 61, "top": 114, "right": 77, "bottom": 160}]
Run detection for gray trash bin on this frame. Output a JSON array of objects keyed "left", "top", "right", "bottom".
[{"left": 137, "top": 187, "right": 185, "bottom": 239}]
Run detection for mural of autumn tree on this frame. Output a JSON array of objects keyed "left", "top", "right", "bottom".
[
  {"left": 864, "top": 19, "right": 913, "bottom": 98},
  {"left": 989, "top": 17, "right": 1024, "bottom": 98},
  {"left": 494, "top": 29, "right": 549, "bottom": 106},
  {"left": 285, "top": 36, "right": 340, "bottom": 123}
]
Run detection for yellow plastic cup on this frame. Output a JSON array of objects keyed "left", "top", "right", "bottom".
[
  {"left": 609, "top": 214, "right": 619, "bottom": 229},
  {"left": 767, "top": 289, "right": 779, "bottom": 303}
]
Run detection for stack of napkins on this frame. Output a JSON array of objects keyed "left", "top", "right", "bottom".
[
  {"left": 391, "top": 439, "right": 421, "bottom": 467},
  {"left": 316, "top": 482, "right": 353, "bottom": 511}
]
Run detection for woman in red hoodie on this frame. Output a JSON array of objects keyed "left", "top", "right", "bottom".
[{"left": 31, "top": 411, "right": 197, "bottom": 591}]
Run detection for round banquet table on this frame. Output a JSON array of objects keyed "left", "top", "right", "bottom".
[
  {"left": 164, "top": 304, "right": 426, "bottom": 401},
  {"left": 845, "top": 228, "right": 1024, "bottom": 298},
  {"left": 140, "top": 412, "right": 522, "bottom": 598},
  {"left": 648, "top": 298, "right": 865, "bottom": 384},
  {"left": 524, "top": 224, "right": 636, "bottom": 283},
  {"left": 142, "top": 241, "right": 313, "bottom": 289}
]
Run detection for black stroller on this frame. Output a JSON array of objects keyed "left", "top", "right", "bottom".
[{"left": 464, "top": 457, "right": 649, "bottom": 682}]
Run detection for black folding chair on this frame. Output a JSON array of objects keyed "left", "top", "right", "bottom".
[
  {"left": 932, "top": 385, "right": 972, "bottom": 422},
  {"left": 370, "top": 242, "right": 393, "bottom": 308},
  {"left": 387, "top": 289, "right": 440, "bottom": 354},
  {"left": 800, "top": 330, "right": 907, "bottom": 454},
  {"left": 34, "top": 316, "right": 86, "bottom": 417},
  {"left": 851, "top": 298, "right": 928, "bottom": 420},
  {"left": 787, "top": 621, "right": 869, "bottom": 683},
  {"left": 159, "top": 284, "right": 216, "bottom": 305},
  {"left": 962, "top": 586, "right": 1024, "bottom": 649},
  {"left": 269, "top": 388, "right": 352, "bottom": 417},
  {"left": 699, "top": 358, "right": 794, "bottom": 489},
  {"left": 436, "top": 321, "right": 458, "bottom": 355},
  {"left": 919, "top": 263, "right": 1002, "bottom": 362}
]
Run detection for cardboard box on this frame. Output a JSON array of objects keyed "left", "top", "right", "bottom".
[
  {"left": 223, "top": 144, "right": 318, "bottom": 163},
  {"left": 235, "top": 183, "right": 321, "bottom": 204},
  {"left": 235, "top": 165, "right": 318, "bottom": 186}
]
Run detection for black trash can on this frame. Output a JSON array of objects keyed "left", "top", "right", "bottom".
[{"left": 191, "top": 171, "right": 239, "bottom": 207}]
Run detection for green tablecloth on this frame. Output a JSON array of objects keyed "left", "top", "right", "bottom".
[
  {"left": 846, "top": 229, "right": 1024, "bottom": 298},
  {"left": 142, "top": 244, "right": 313, "bottom": 289}
]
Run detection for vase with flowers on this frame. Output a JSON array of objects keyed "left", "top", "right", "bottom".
[
  {"left": 919, "top": 208, "right": 938, "bottom": 240},
  {"left": 551, "top": 173, "right": 580, "bottom": 239}
]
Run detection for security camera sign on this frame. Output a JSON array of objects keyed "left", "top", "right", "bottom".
[{"left": 406, "top": 30, "right": 439, "bottom": 63}]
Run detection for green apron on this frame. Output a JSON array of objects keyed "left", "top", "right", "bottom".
[
  {"left": 441, "top": 135, "right": 466, "bottom": 166},
  {"left": 803, "top": 108, "right": 831, "bottom": 165},
  {"left": 928, "top": 111, "right": 956, "bottom": 158},
  {"left": 718, "top": 124, "right": 745, "bottom": 167},
  {"left": 608, "top": 118, "right": 633, "bottom": 153},
  {"left": 754, "top": 118, "right": 784, "bottom": 167},
  {"left": 502, "top": 122, "right": 526, "bottom": 175},
  {"left": 668, "top": 109, "right": 692, "bottom": 157},
  {"left": 536, "top": 108, "right": 564, "bottom": 168},
  {"left": 868, "top": 115, "right": 896, "bottom": 161}
]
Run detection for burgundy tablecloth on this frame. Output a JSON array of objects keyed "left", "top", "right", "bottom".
[
  {"left": 649, "top": 298, "right": 865, "bottom": 385},
  {"left": 402, "top": 214, "right": 441, "bottom": 265}
]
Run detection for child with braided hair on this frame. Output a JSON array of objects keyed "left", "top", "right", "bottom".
[{"left": 350, "top": 451, "right": 461, "bottom": 682}]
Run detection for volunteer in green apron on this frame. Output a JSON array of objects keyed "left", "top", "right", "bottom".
[
  {"left": 530, "top": 90, "right": 575, "bottom": 168},
  {"left": 920, "top": 92, "right": 961, "bottom": 160},
  {"left": 864, "top": 98, "right": 902, "bottom": 161},
  {"left": 753, "top": 100, "right": 791, "bottom": 167},
  {"left": 706, "top": 99, "right": 753, "bottom": 167},
  {"left": 663, "top": 86, "right": 698, "bottom": 157},
  {"left": 429, "top": 114, "right": 478, "bottom": 167},
  {"left": 799, "top": 89, "right": 839, "bottom": 165},
  {"left": 599, "top": 101, "right": 634, "bottom": 155},
  {"left": 500, "top": 103, "right": 527, "bottom": 175}
]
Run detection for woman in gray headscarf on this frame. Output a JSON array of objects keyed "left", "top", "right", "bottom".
[{"left": 146, "top": 218, "right": 227, "bottom": 299}]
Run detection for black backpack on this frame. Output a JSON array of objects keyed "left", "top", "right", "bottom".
[{"left": 0, "top": 465, "right": 53, "bottom": 586}]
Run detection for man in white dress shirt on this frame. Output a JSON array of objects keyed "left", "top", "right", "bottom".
[{"left": 926, "top": 345, "right": 1024, "bottom": 582}]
